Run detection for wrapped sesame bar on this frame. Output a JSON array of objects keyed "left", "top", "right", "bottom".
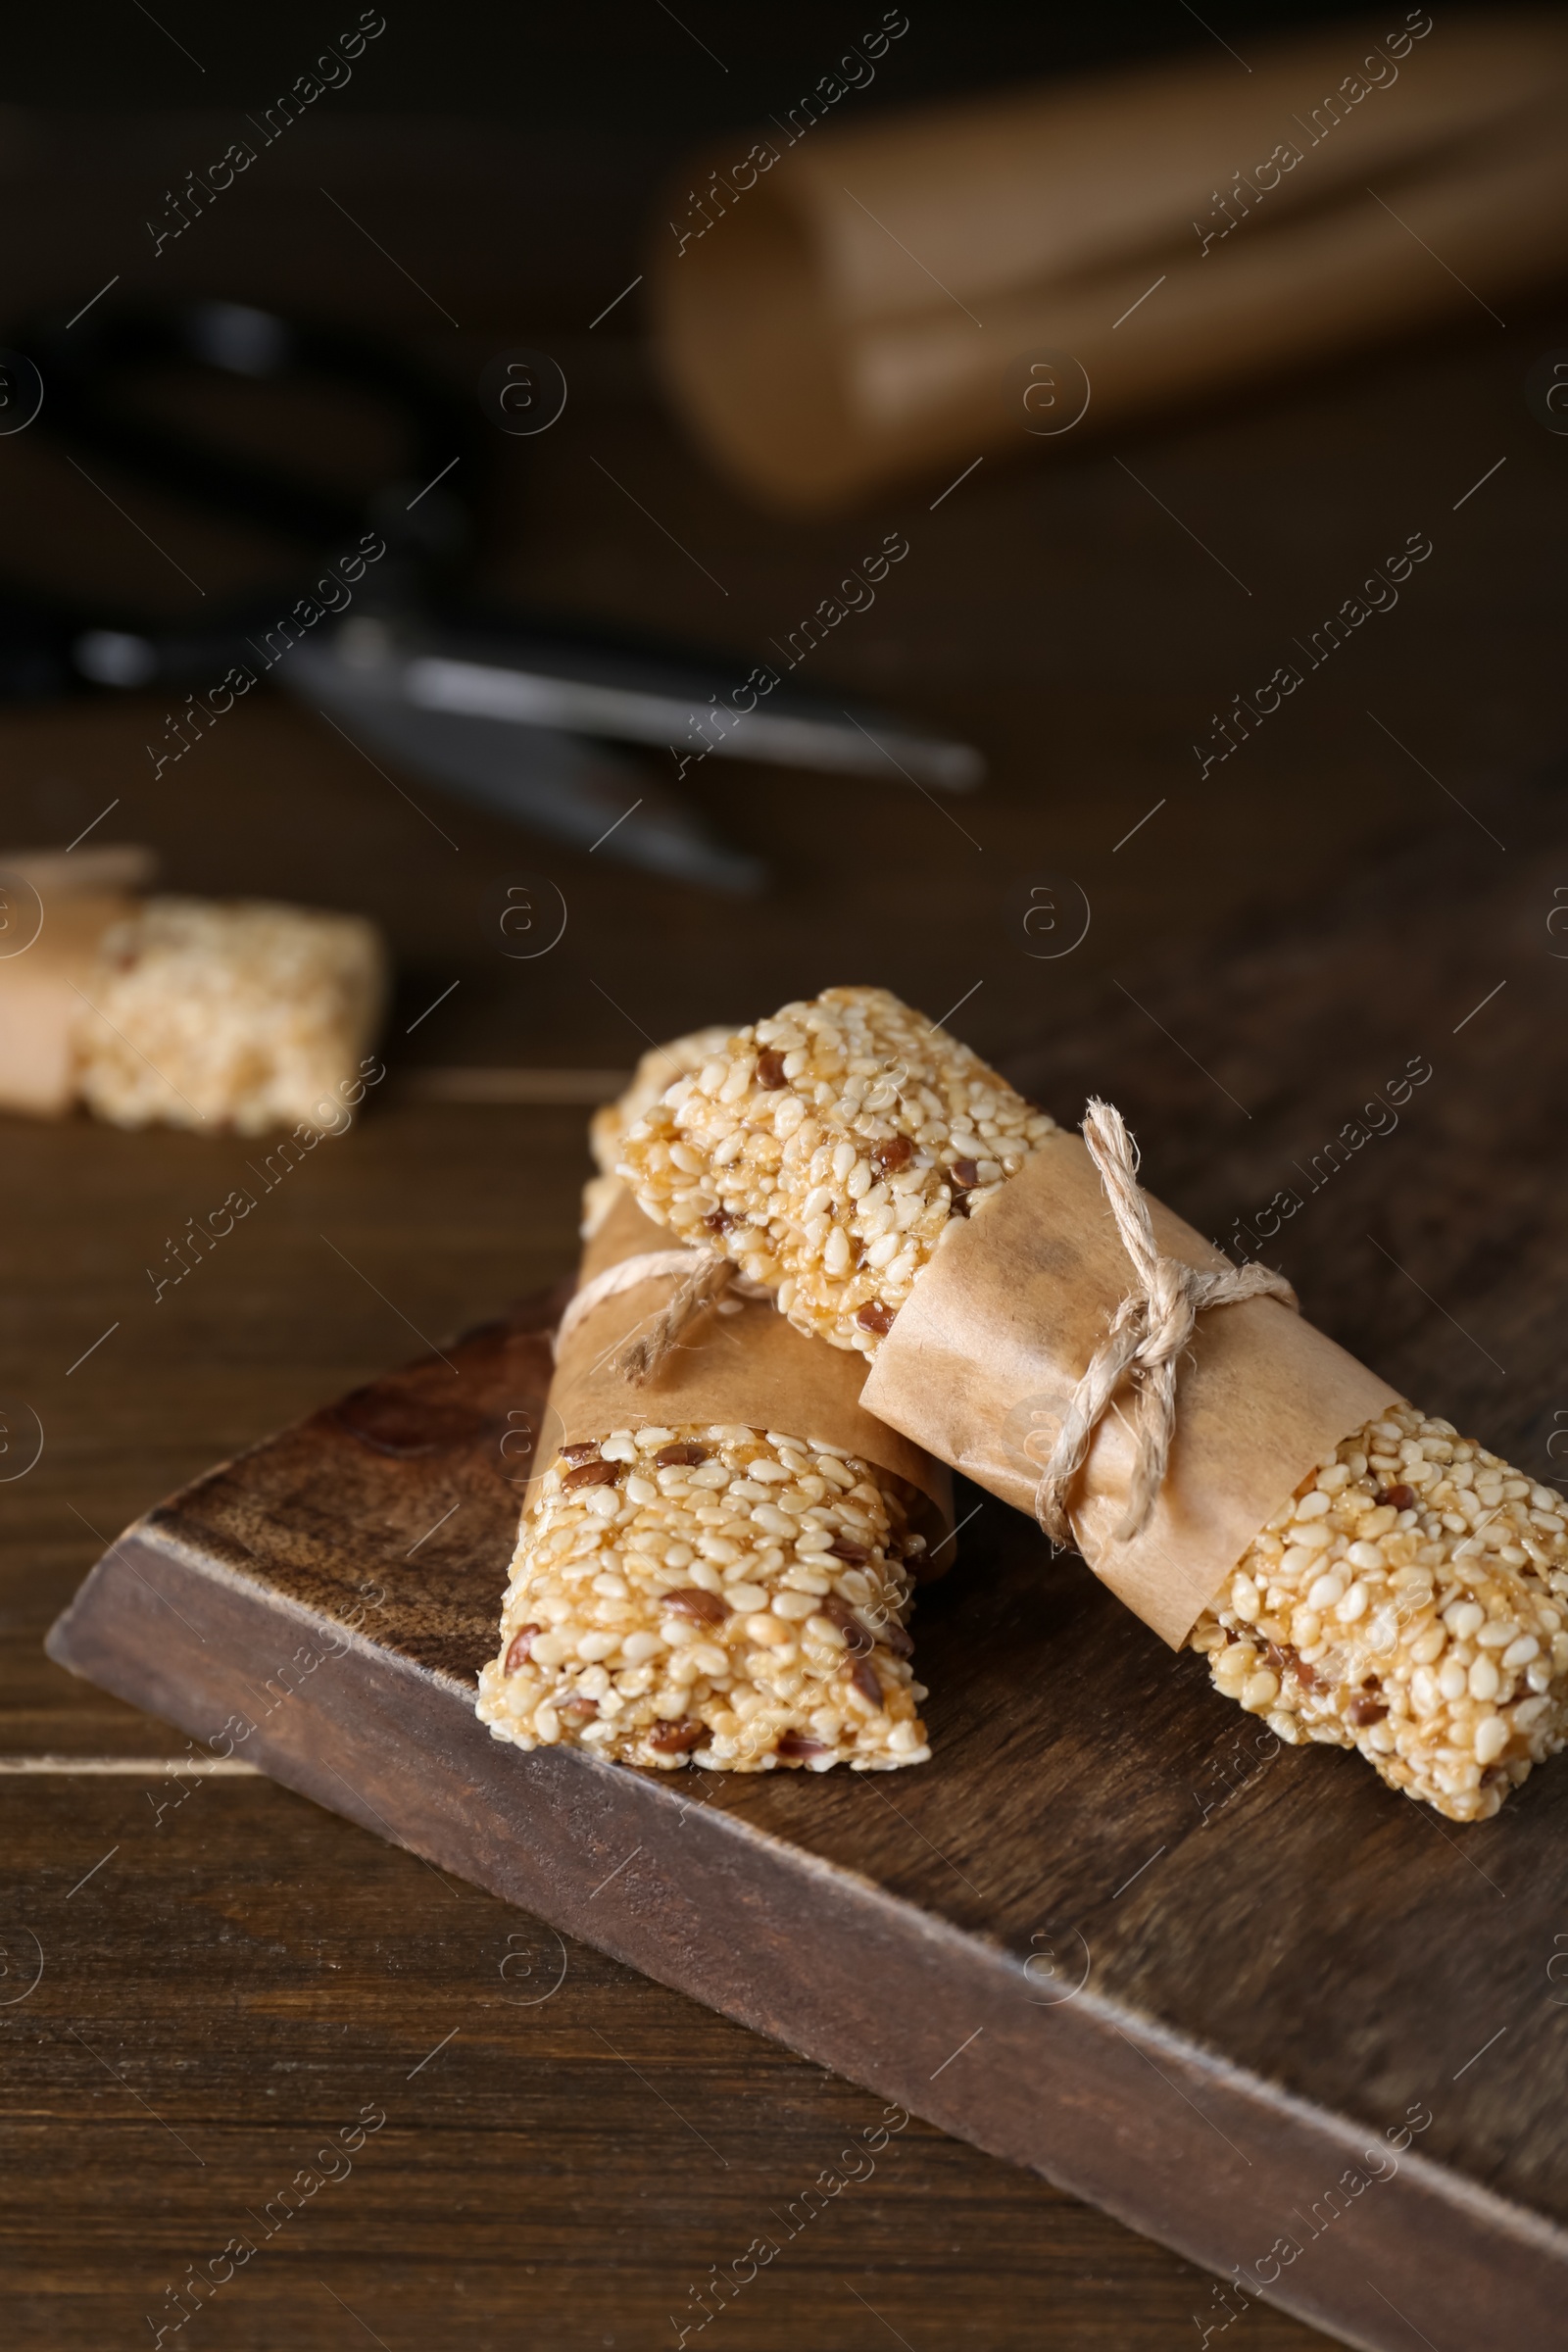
[
  {"left": 617, "top": 986, "right": 1568, "bottom": 1821},
  {"left": 0, "top": 848, "right": 385, "bottom": 1134},
  {"left": 1192, "top": 1407, "right": 1568, "bottom": 1823},
  {"left": 475, "top": 1414, "right": 938, "bottom": 1772},
  {"left": 616, "top": 985, "right": 1058, "bottom": 1355},
  {"left": 475, "top": 1044, "right": 953, "bottom": 1773},
  {"left": 580, "top": 1025, "right": 737, "bottom": 1240}
]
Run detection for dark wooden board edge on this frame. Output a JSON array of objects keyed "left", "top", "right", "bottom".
[{"left": 46, "top": 1527, "right": 1568, "bottom": 2352}]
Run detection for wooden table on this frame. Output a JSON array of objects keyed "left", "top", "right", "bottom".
[{"left": 2, "top": 106, "right": 1564, "bottom": 2350}]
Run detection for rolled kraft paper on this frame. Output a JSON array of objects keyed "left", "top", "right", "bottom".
[
  {"left": 652, "top": 11, "right": 1568, "bottom": 508},
  {"left": 546, "top": 1186, "right": 954, "bottom": 1544},
  {"left": 860, "top": 1132, "right": 1397, "bottom": 1648},
  {"left": 0, "top": 888, "right": 133, "bottom": 1117}
]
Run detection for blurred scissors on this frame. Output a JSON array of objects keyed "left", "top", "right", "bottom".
[{"left": 0, "top": 299, "right": 983, "bottom": 891}]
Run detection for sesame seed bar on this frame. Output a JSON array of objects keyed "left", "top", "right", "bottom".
[
  {"left": 582, "top": 1026, "right": 737, "bottom": 1241},
  {"left": 615, "top": 985, "right": 1057, "bottom": 1357},
  {"left": 1192, "top": 1404, "right": 1568, "bottom": 1822},
  {"left": 74, "top": 897, "right": 386, "bottom": 1135},
  {"left": 475, "top": 1423, "right": 933, "bottom": 1771},
  {"left": 617, "top": 986, "right": 1568, "bottom": 1820}
]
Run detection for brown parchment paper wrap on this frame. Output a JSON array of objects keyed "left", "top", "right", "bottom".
[
  {"left": 653, "top": 13, "right": 1568, "bottom": 509},
  {"left": 546, "top": 1186, "right": 954, "bottom": 1547},
  {"left": 860, "top": 1132, "right": 1396, "bottom": 1645},
  {"left": 0, "top": 849, "right": 155, "bottom": 1116}
]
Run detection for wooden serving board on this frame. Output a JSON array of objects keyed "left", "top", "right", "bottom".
[{"left": 47, "top": 773, "right": 1568, "bottom": 2352}]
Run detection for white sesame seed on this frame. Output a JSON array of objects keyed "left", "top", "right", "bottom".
[
  {"left": 618, "top": 988, "right": 1054, "bottom": 1354},
  {"left": 1189, "top": 1400, "right": 1568, "bottom": 1819}
]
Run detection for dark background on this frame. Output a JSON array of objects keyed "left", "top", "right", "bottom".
[
  {"left": 5, "top": 0, "right": 1556, "bottom": 1078},
  {"left": 2, "top": 7, "right": 1565, "bottom": 2349},
  {"left": 3, "top": 3, "right": 1379, "bottom": 117}
]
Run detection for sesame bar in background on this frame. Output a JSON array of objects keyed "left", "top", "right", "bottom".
[
  {"left": 616, "top": 985, "right": 1568, "bottom": 1822},
  {"left": 76, "top": 899, "right": 386, "bottom": 1135},
  {"left": 0, "top": 846, "right": 386, "bottom": 1134},
  {"left": 475, "top": 1037, "right": 951, "bottom": 1774}
]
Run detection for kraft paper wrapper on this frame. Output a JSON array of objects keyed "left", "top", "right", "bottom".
[
  {"left": 860, "top": 1133, "right": 1398, "bottom": 1647},
  {"left": 0, "top": 849, "right": 155, "bottom": 1117},
  {"left": 653, "top": 13, "right": 1568, "bottom": 508},
  {"left": 544, "top": 1186, "right": 954, "bottom": 1546}
]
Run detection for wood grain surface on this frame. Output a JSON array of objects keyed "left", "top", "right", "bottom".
[
  {"left": 1, "top": 105, "right": 1564, "bottom": 2350},
  {"left": 38, "top": 767, "right": 1568, "bottom": 2352}
]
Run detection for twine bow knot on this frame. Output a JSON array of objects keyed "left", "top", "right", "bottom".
[{"left": 1032, "top": 1099, "right": 1298, "bottom": 1549}]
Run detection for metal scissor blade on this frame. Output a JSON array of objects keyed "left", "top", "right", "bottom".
[
  {"left": 402, "top": 648, "right": 984, "bottom": 790},
  {"left": 312, "top": 609, "right": 983, "bottom": 790},
  {"left": 282, "top": 635, "right": 765, "bottom": 893}
]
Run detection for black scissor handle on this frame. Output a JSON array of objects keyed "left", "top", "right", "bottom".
[{"left": 19, "top": 299, "right": 485, "bottom": 556}]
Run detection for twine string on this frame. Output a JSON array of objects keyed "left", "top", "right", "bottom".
[
  {"left": 556, "top": 1248, "right": 766, "bottom": 1382},
  {"left": 1033, "top": 1099, "right": 1298, "bottom": 1548}
]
